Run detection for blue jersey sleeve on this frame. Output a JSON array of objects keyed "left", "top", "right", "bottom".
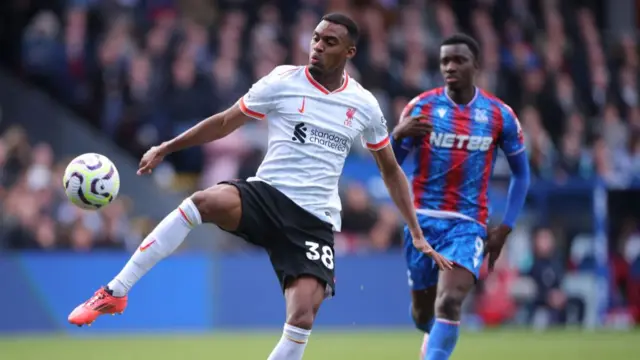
[
  {"left": 499, "top": 106, "right": 525, "bottom": 156},
  {"left": 501, "top": 151, "right": 530, "bottom": 228}
]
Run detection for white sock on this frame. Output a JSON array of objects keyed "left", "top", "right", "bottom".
[
  {"left": 107, "top": 198, "right": 202, "bottom": 297},
  {"left": 267, "top": 323, "right": 311, "bottom": 360},
  {"left": 421, "top": 333, "right": 429, "bottom": 359}
]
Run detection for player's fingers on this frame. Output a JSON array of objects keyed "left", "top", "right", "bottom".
[
  {"left": 414, "top": 122, "right": 432, "bottom": 129},
  {"left": 137, "top": 164, "right": 152, "bottom": 175},
  {"left": 425, "top": 249, "right": 451, "bottom": 270},
  {"left": 414, "top": 125, "right": 432, "bottom": 133},
  {"left": 411, "top": 116, "right": 430, "bottom": 123},
  {"left": 436, "top": 258, "right": 448, "bottom": 271},
  {"left": 410, "top": 115, "right": 428, "bottom": 122},
  {"left": 484, "top": 238, "right": 495, "bottom": 256},
  {"left": 488, "top": 253, "right": 496, "bottom": 271},
  {"left": 407, "top": 125, "right": 431, "bottom": 136},
  {"left": 437, "top": 255, "right": 454, "bottom": 270},
  {"left": 442, "top": 256, "right": 454, "bottom": 270}
]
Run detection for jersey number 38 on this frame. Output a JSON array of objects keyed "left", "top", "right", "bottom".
[{"left": 305, "top": 241, "right": 334, "bottom": 270}]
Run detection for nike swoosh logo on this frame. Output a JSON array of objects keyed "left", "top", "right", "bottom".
[
  {"left": 298, "top": 97, "right": 305, "bottom": 113},
  {"left": 139, "top": 239, "right": 156, "bottom": 251}
]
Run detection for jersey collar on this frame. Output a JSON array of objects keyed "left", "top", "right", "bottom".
[
  {"left": 444, "top": 86, "right": 479, "bottom": 108},
  {"left": 304, "top": 66, "right": 349, "bottom": 95}
]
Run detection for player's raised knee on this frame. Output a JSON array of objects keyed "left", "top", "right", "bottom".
[
  {"left": 190, "top": 185, "right": 241, "bottom": 228},
  {"left": 434, "top": 292, "right": 464, "bottom": 320}
]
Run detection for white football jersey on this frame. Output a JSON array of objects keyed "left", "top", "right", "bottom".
[{"left": 238, "top": 65, "right": 389, "bottom": 231}]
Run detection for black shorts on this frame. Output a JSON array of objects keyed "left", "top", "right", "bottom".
[{"left": 219, "top": 179, "right": 335, "bottom": 298}]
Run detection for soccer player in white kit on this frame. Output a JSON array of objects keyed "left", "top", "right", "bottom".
[{"left": 68, "top": 13, "right": 452, "bottom": 359}]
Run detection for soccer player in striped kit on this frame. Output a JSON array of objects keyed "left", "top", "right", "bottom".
[{"left": 391, "top": 34, "right": 531, "bottom": 360}]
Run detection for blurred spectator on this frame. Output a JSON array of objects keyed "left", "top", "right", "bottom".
[
  {"left": 338, "top": 182, "right": 401, "bottom": 254},
  {"left": 527, "top": 227, "right": 585, "bottom": 327},
  {"left": 610, "top": 217, "right": 640, "bottom": 323},
  {"left": 475, "top": 255, "right": 518, "bottom": 326}
]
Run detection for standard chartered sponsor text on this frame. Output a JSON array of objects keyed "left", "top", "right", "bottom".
[{"left": 309, "top": 129, "right": 349, "bottom": 152}]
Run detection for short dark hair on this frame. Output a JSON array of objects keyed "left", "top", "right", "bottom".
[
  {"left": 441, "top": 33, "right": 480, "bottom": 62},
  {"left": 322, "top": 13, "right": 359, "bottom": 45}
]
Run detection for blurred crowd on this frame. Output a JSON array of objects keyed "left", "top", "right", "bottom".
[
  {"left": 0, "top": 126, "right": 152, "bottom": 252},
  {"left": 4, "top": 0, "right": 639, "bottom": 188},
  {"left": 473, "top": 221, "right": 640, "bottom": 327}
]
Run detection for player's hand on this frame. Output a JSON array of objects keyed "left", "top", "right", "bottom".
[
  {"left": 411, "top": 232, "right": 454, "bottom": 270},
  {"left": 391, "top": 114, "right": 432, "bottom": 140},
  {"left": 137, "top": 145, "right": 167, "bottom": 175},
  {"left": 485, "top": 224, "right": 512, "bottom": 271}
]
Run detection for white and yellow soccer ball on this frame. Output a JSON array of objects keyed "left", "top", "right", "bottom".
[{"left": 63, "top": 153, "right": 120, "bottom": 210}]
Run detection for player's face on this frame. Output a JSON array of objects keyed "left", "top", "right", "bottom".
[
  {"left": 309, "top": 21, "right": 356, "bottom": 74},
  {"left": 440, "top": 44, "right": 477, "bottom": 91}
]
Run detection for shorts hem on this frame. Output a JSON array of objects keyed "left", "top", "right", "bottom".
[
  {"left": 451, "top": 261, "right": 480, "bottom": 283},
  {"left": 410, "top": 282, "right": 438, "bottom": 291},
  {"left": 282, "top": 272, "right": 335, "bottom": 299},
  {"left": 214, "top": 180, "right": 246, "bottom": 238}
]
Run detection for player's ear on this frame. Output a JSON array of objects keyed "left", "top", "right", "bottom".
[{"left": 346, "top": 46, "right": 356, "bottom": 60}]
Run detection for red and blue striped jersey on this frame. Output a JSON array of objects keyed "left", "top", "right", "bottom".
[{"left": 397, "top": 87, "right": 525, "bottom": 225}]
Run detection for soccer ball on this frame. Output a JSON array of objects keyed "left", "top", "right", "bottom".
[{"left": 63, "top": 153, "right": 120, "bottom": 210}]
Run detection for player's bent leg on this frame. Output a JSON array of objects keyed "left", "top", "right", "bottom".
[
  {"left": 190, "top": 184, "right": 242, "bottom": 229},
  {"left": 425, "top": 266, "right": 476, "bottom": 360},
  {"left": 68, "top": 184, "right": 241, "bottom": 327},
  {"left": 107, "top": 184, "right": 240, "bottom": 292},
  {"left": 411, "top": 287, "right": 437, "bottom": 359},
  {"left": 267, "top": 276, "right": 326, "bottom": 360}
]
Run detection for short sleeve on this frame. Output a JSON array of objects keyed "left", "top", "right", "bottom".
[
  {"left": 238, "top": 67, "right": 288, "bottom": 120},
  {"left": 499, "top": 105, "right": 526, "bottom": 156},
  {"left": 361, "top": 101, "right": 390, "bottom": 151}
]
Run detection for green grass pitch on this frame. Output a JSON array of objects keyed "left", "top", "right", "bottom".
[{"left": 1, "top": 329, "right": 637, "bottom": 359}]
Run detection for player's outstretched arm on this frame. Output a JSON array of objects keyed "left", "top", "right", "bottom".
[
  {"left": 138, "top": 65, "right": 285, "bottom": 175},
  {"left": 161, "top": 104, "right": 251, "bottom": 154},
  {"left": 137, "top": 104, "right": 252, "bottom": 175},
  {"left": 370, "top": 146, "right": 453, "bottom": 270}
]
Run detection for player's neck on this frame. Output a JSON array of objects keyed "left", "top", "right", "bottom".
[
  {"left": 446, "top": 86, "right": 476, "bottom": 106},
  {"left": 308, "top": 67, "right": 345, "bottom": 92}
]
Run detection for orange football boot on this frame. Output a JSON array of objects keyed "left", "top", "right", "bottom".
[{"left": 68, "top": 287, "right": 127, "bottom": 327}]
